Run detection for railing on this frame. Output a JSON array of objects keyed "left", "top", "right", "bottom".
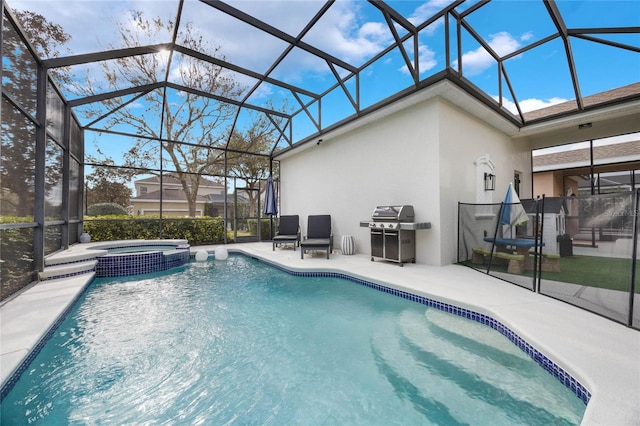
[{"left": 458, "top": 190, "right": 639, "bottom": 329}]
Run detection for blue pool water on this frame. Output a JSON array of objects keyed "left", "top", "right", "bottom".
[{"left": 1, "top": 255, "right": 586, "bottom": 424}]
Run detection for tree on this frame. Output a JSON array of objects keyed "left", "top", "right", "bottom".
[
  {"left": 86, "top": 202, "right": 129, "bottom": 216},
  {"left": 1, "top": 11, "right": 71, "bottom": 218},
  {"left": 76, "top": 11, "right": 251, "bottom": 217},
  {"left": 85, "top": 179, "right": 132, "bottom": 209},
  {"left": 12, "top": 10, "right": 71, "bottom": 63},
  {"left": 84, "top": 154, "right": 135, "bottom": 210},
  {"left": 226, "top": 110, "right": 283, "bottom": 216}
]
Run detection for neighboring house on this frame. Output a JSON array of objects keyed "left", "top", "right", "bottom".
[
  {"left": 130, "top": 175, "right": 225, "bottom": 217},
  {"left": 532, "top": 138, "right": 640, "bottom": 198}
]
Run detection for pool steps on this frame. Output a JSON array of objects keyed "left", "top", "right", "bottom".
[
  {"left": 39, "top": 260, "right": 99, "bottom": 281},
  {"left": 40, "top": 239, "right": 189, "bottom": 281}
]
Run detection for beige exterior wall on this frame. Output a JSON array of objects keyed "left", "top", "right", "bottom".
[
  {"left": 278, "top": 91, "right": 531, "bottom": 266},
  {"left": 130, "top": 177, "right": 224, "bottom": 217},
  {"left": 133, "top": 201, "right": 206, "bottom": 217},
  {"left": 135, "top": 182, "right": 223, "bottom": 198},
  {"left": 533, "top": 172, "right": 560, "bottom": 198}
]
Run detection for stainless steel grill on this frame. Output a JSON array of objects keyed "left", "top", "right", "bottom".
[{"left": 360, "top": 205, "right": 431, "bottom": 266}]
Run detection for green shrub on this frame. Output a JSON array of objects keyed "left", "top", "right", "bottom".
[
  {"left": 82, "top": 216, "right": 226, "bottom": 245},
  {"left": 86, "top": 203, "right": 128, "bottom": 216},
  {"left": 248, "top": 218, "right": 275, "bottom": 240},
  {"left": 0, "top": 215, "right": 34, "bottom": 224}
]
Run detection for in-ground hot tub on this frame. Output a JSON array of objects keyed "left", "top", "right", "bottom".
[
  {"left": 41, "top": 239, "right": 193, "bottom": 281},
  {"left": 95, "top": 241, "right": 191, "bottom": 277}
]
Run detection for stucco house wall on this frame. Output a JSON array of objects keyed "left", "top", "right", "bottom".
[
  {"left": 134, "top": 200, "right": 205, "bottom": 217},
  {"left": 278, "top": 94, "right": 531, "bottom": 266},
  {"left": 533, "top": 172, "right": 558, "bottom": 198},
  {"left": 438, "top": 100, "right": 530, "bottom": 265},
  {"left": 279, "top": 98, "right": 439, "bottom": 264}
]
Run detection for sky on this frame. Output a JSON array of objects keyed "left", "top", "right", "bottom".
[{"left": 6, "top": 0, "right": 640, "bottom": 162}]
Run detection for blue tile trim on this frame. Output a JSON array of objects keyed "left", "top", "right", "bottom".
[
  {"left": 41, "top": 268, "right": 96, "bottom": 281},
  {"left": 248, "top": 254, "right": 591, "bottom": 405},
  {"left": 46, "top": 258, "right": 94, "bottom": 267}
]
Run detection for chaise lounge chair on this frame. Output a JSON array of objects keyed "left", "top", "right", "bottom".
[
  {"left": 300, "top": 215, "right": 333, "bottom": 259},
  {"left": 272, "top": 215, "right": 301, "bottom": 251}
]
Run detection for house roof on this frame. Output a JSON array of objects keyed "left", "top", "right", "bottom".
[
  {"left": 131, "top": 188, "right": 249, "bottom": 203},
  {"left": 532, "top": 139, "right": 640, "bottom": 170},
  {"left": 523, "top": 82, "right": 640, "bottom": 122},
  {"left": 131, "top": 188, "right": 210, "bottom": 202},
  {"left": 135, "top": 175, "right": 222, "bottom": 187}
]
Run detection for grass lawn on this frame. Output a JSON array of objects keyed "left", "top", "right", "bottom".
[
  {"left": 542, "top": 255, "right": 638, "bottom": 292},
  {"left": 463, "top": 255, "right": 639, "bottom": 293}
]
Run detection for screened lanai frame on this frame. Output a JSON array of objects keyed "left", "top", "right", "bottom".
[
  {"left": 1, "top": 0, "right": 639, "bottom": 300},
  {"left": 8, "top": 0, "right": 640, "bottom": 154}
]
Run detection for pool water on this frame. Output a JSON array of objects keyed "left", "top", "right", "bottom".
[{"left": 1, "top": 255, "right": 586, "bottom": 425}]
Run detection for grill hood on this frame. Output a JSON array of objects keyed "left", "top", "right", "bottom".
[{"left": 371, "top": 205, "right": 415, "bottom": 222}]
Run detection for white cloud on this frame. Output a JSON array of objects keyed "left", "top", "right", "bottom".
[
  {"left": 125, "top": 101, "right": 144, "bottom": 109},
  {"left": 359, "top": 21, "right": 388, "bottom": 40},
  {"left": 496, "top": 96, "right": 568, "bottom": 115},
  {"left": 520, "top": 31, "right": 534, "bottom": 42},
  {"left": 302, "top": 1, "right": 392, "bottom": 65},
  {"left": 408, "top": 0, "right": 451, "bottom": 26},
  {"left": 9, "top": 0, "right": 176, "bottom": 55},
  {"left": 399, "top": 44, "right": 437, "bottom": 75},
  {"left": 455, "top": 32, "right": 522, "bottom": 76},
  {"left": 519, "top": 97, "right": 567, "bottom": 113}
]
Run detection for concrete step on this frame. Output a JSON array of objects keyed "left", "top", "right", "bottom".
[
  {"left": 39, "top": 260, "right": 98, "bottom": 281},
  {"left": 45, "top": 249, "right": 107, "bottom": 267}
]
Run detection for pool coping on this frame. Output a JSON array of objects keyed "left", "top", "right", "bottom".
[{"left": 2, "top": 242, "right": 639, "bottom": 425}]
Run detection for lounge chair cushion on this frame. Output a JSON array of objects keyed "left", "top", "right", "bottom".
[
  {"left": 273, "top": 215, "right": 300, "bottom": 251},
  {"left": 301, "top": 215, "right": 332, "bottom": 259}
]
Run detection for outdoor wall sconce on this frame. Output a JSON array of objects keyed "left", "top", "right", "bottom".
[{"left": 484, "top": 172, "right": 495, "bottom": 191}]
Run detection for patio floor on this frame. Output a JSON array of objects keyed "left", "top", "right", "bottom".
[{"left": 1, "top": 241, "right": 639, "bottom": 425}]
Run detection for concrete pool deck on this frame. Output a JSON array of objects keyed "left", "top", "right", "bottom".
[{"left": 2, "top": 242, "right": 639, "bottom": 425}]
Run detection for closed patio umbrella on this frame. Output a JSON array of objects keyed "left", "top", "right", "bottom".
[
  {"left": 263, "top": 176, "right": 278, "bottom": 216},
  {"left": 499, "top": 182, "right": 528, "bottom": 238}
]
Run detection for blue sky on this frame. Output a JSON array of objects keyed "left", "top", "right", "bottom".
[{"left": 7, "top": 0, "right": 640, "bottom": 162}]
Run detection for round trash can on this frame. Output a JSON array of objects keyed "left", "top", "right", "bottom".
[
  {"left": 557, "top": 234, "right": 573, "bottom": 257},
  {"left": 341, "top": 235, "right": 355, "bottom": 255}
]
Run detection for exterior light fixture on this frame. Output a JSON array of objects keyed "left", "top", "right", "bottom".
[
  {"left": 484, "top": 172, "right": 495, "bottom": 191},
  {"left": 578, "top": 123, "right": 592, "bottom": 129}
]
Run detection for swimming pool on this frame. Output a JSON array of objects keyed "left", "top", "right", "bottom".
[{"left": 1, "top": 254, "right": 586, "bottom": 424}]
